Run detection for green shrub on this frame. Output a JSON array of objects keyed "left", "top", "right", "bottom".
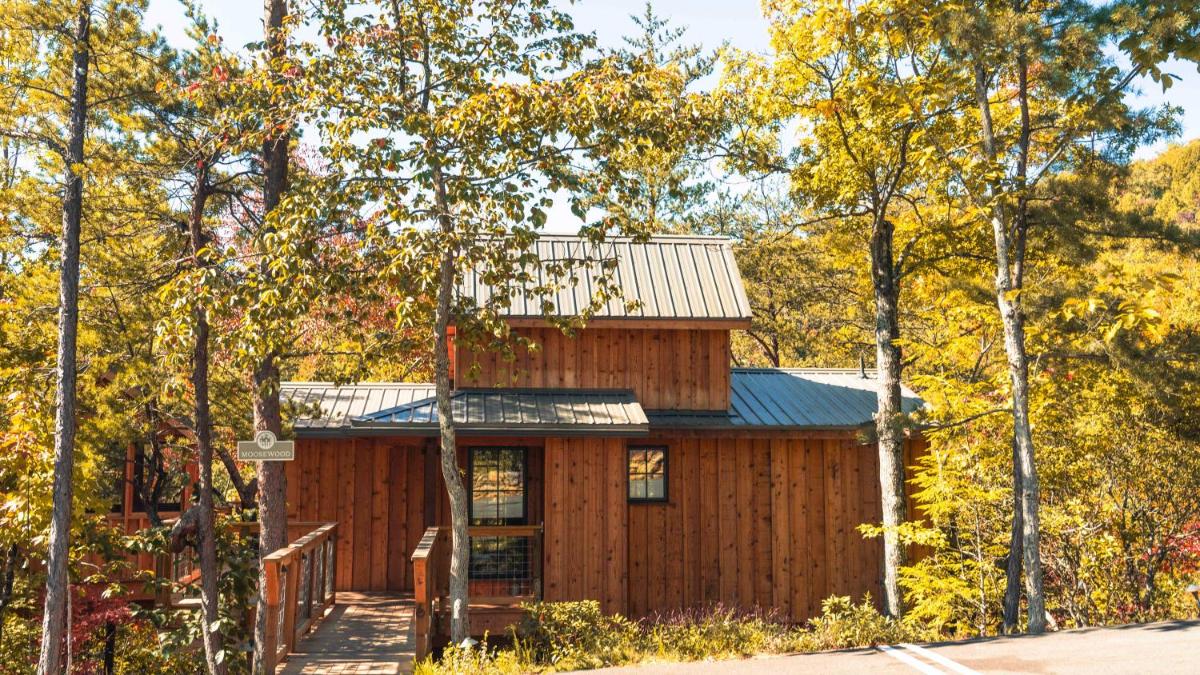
[
  {"left": 417, "top": 596, "right": 925, "bottom": 673},
  {"left": 126, "top": 513, "right": 258, "bottom": 672},
  {"left": 518, "top": 600, "right": 641, "bottom": 669},
  {"left": 413, "top": 642, "right": 527, "bottom": 675},
  {"left": 644, "top": 606, "right": 788, "bottom": 660},
  {"left": 788, "top": 595, "right": 921, "bottom": 652},
  {"left": 0, "top": 613, "right": 39, "bottom": 673},
  {"left": 113, "top": 621, "right": 203, "bottom": 675}
]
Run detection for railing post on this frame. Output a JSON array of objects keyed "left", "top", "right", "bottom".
[
  {"left": 411, "top": 526, "right": 444, "bottom": 662},
  {"left": 262, "top": 558, "right": 281, "bottom": 674},
  {"left": 413, "top": 554, "right": 429, "bottom": 660},
  {"left": 305, "top": 547, "right": 316, "bottom": 626},
  {"left": 282, "top": 554, "right": 300, "bottom": 656},
  {"left": 533, "top": 526, "right": 544, "bottom": 599},
  {"left": 312, "top": 542, "right": 323, "bottom": 618},
  {"left": 326, "top": 529, "right": 337, "bottom": 608}
]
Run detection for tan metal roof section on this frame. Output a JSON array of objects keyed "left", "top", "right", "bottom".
[
  {"left": 457, "top": 234, "right": 753, "bottom": 326},
  {"left": 282, "top": 382, "right": 436, "bottom": 432}
]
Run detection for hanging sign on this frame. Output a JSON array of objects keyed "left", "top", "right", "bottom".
[{"left": 236, "top": 430, "right": 295, "bottom": 461}]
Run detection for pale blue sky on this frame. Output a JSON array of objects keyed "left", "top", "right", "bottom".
[{"left": 145, "top": 0, "right": 1199, "bottom": 157}]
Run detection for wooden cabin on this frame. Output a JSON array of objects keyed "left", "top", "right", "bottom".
[{"left": 280, "top": 234, "right": 922, "bottom": 641}]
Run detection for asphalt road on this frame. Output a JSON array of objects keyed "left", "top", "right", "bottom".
[{"left": 585, "top": 620, "right": 1200, "bottom": 674}]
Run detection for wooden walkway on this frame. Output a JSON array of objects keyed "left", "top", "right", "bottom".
[{"left": 279, "top": 592, "right": 416, "bottom": 674}]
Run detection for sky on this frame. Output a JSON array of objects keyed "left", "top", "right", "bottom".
[{"left": 145, "top": 0, "right": 1200, "bottom": 158}]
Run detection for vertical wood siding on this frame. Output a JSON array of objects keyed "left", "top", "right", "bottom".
[
  {"left": 287, "top": 438, "right": 427, "bottom": 592},
  {"left": 543, "top": 434, "right": 910, "bottom": 623},
  {"left": 288, "top": 438, "right": 548, "bottom": 592},
  {"left": 455, "top": 327, "right": 731, "bottom": 411},
  {"left": 542, "top": 437, "right": 628, "bottom": 615},
  {"left": 290, "top": 433, "right": 918, "bottom": 623}
]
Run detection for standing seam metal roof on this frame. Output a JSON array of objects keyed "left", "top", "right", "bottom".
[
  {"left": 647, "top": 369, "right": 923, "bottom": 430},
  {"left": 282, "top": 384, "right": 648, "bottom": 436},
  {"left": 458, "top": 235, "right": 752, "bottom": 322},
  {"left": 281, "top": 370, "right": 921, "bottom": 437}
]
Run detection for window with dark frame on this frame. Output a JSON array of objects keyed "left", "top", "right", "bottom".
[
  {"left": 468, "top": 447, "right": 531, "bottom": 588},
  {"left": 469, "top": 447, "right": 526, "bottom": 525},
  {"left": 628, "top": 446, "right": 668, "bottom": 502}
]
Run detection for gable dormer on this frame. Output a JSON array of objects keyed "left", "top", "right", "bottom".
[{"left": 454, "top": 235, "right": 751, "bottom": 411}]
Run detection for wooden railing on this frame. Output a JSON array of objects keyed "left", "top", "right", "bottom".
[
  {"left": 261, "top": 522, "right": 338, "bottom": 672},
  {"left": 411, "top": 524, "right": 543, "bottom": 661},
  {"left": 152, "top": 544, "right": 202, "bottom": 607},
  {"left": 96, "top": 511, "right": 185, "bottom": 602},
  {"left": 411, "top": 526, "right": 450, "bottom": 661},
  {"left": 99, "top": 514, "right": 337, "bottom": 670}
]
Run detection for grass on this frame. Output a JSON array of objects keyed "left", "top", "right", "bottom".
[{"left": 415, "top": 595, "right": 926, "bottom": 674}]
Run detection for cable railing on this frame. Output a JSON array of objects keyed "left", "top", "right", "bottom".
[
  {"left": 147, "top": 519, "right": 338, "bottom": 672},
  {"left": 260, "top": 522, "right": 339, "bottom": 672}
]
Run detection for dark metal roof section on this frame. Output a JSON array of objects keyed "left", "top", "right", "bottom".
[
  {"left": 283, "top": 383, "right": 649, "bottom": 437},
  {"left": 645, "top": 369, "right": 923, "bottom": 430},
  {"left": 282, "top": 369, "right": 922, "bottom": 437},
  {"left": 458, "top": 234, "right": 753, "bottom": 323}
]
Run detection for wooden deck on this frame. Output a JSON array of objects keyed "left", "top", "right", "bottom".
[{"left": 279, "top": 592, "right": 416, "bottom": 674}]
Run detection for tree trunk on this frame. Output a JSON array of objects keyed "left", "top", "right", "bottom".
[
  {"left": 252, "top": 2, "right": 292, "bottom": 672},
  {"left": 38, "top": 5, "right": 90, "bottom": 673},
  {"left": 136, "top": 406, "right": 168, "bottom": 528},
  {"left": 993, "top": 280, "right": 1045, "bottom": 633},
  {"left": 0, "top": 544, "right": 18, "bottom": 646},
  {"left": 974, "top": 55, "right": 1046, "bottom": 634},
  {"left": 188, "top": 165, "right": 225, "bottom": 675},
  {"left": 432, "top": 166, "right": 471, "bottom": 643},
  {"left": 1010, "top": 40, "right": 1047, "bottom": 636},
  {"left": 1002, "top": 435, "right": 1023, "bottom": 633},
  {"left": 870, "top": 216, "right": 906, "bottom": 618},
  {"left": 102, "top": 621, "right": 115, "bottom": 675},
  {"left": 252, "top": 355, "right": 287, "bottom": 674}
]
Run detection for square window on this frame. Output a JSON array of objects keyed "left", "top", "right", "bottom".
[{"left": 628, "top": 446, "right": 668, "bottom": 503}]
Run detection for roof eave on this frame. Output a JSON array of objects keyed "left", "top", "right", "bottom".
[{"left": 646, "top": 422, "right": 873, "bottom": 432}]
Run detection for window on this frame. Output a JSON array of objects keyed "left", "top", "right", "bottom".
[
  {"left": 628, "top": 446, "right": 668, "bottom": 502},
  {"left": 469, "top": 447, "right": 526, "bottom": 525},
  {"left": 468, "top": 447, "right": 530, "bottom": 590}
]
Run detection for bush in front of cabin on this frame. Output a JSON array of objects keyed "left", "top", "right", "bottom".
[
  {"left": 413, "top": 641, "right": 528, "bottom": 675},
  {"left": 125, "top": 513, "right": 259, "bottom": 672},
  {"left": 414, "top": 595, "right": 927, "bottom": 673},
  {"left": 518, "top": 600, "right": 641, "bottom": 669},
  {"left": 786, "top": 595, "right": 923, "bottom": 652},
  {"left": 643, "top": 604, "right": 788, "bottom": 659}
]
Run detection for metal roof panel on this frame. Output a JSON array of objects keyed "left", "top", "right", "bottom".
[
  {"left": 281, "top": 370, "right": 921, "bottom": 436},
  {"left": 282, "top": 383, "right": 650, "bottom": 436},
  {"left": 646, "top": 369, "right": 922, "bottom": 430},
  {"left": 459, "top": 235, "right": 751, "bottom": 323}
]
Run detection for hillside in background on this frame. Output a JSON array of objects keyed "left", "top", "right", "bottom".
[{"left": 1123, "top": 138, "right": 1200, "bottom": 231}]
